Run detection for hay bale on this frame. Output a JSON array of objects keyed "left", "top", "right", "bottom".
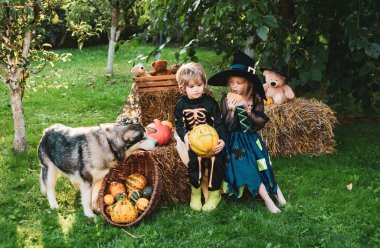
[
  {"left": 117, "top": 75, "right": 181, "bottom": 126},
  {"left": 150, "top": 142, "right": 190, "bottom": 204},
  {"left": 138, "top": 89, "right": 181, "bottom": 126},
  {"left": 259, "top": 98, "right": 337, "bottom": 157}
]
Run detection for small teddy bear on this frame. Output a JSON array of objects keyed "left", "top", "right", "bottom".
[
  {"left": 169, "top": 63, "right": 182, "bottom": 74},
  {"left": 147, "top": 59, "right": 172, "bottom": 76},
  {"left": 130, "top": 63, "right": 150, "bottom": 77},
  {"left": 262, "top": 67, "right": 295, "bottom": 104}
]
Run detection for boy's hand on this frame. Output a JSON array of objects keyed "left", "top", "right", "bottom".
[
  {"left": 213, "top": 139, "right": 225, "bottom": 154},
  {"left": 184, "top": 133, "right": 190, "bottom": 150}
]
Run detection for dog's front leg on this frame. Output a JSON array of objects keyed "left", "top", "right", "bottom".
[
  {"left": 91, "top": 180, "right": 103, "bottom": 212},
  {"left": 80, "top": 181, "right": 95, "bottom": 218}
]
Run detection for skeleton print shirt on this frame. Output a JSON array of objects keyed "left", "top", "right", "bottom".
[{"left": 174, "top": 94, "right": 226, "bottom": 142}]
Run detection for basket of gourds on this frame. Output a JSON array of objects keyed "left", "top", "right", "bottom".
[{"left": 98, "top": 151, "right": 161, "bottom": 227}]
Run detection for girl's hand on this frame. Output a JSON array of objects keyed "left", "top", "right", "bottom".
[
  {"left": 184, "top": 133, "right": 190, "bottom": 150},
  {"left": 213, "top": 139, "right": 225, "bottom": 154},
  {"left": 227, "top": 98, "right": 238, "bottom": 111}
]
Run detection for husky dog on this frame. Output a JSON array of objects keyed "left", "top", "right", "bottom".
[{"left": 38, "top": 120, "right": 157, "bottom": 217}]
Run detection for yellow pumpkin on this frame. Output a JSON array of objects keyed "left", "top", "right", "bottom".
[
  {"left": 189, "top": 124, "right": 219, "bottom": 158},
  {"left": 264, "top": 96, "right": 274, "bottom": 105},
  {"left": 110, "top": 198, "right": 138, "bottom": 223},
  {"left": 135, "top": 198, "right": 150, "bottom": 213},
  {"left": 103, "top": 194, "right": 115, "bottom": 206},
  {"left": 105, "top": 205, "right": 114, "bottom": 216},
  {"left": 125, "top": 173, "right": 147, "bottom": 192},
  {"left": 108, "top": 181, "right": 126, "bottom": 198}
]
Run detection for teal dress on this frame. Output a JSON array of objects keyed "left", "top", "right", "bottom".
[{"left": 221, "top": 94, "right": 278, "bottom": 198}]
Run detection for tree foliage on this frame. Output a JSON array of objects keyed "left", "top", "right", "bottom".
[
  {"left": 0, "top": 0, "right": 71, "bottom": 151},
  {"left": 140, "top": 0, "right": 380, "bottom": 114}
]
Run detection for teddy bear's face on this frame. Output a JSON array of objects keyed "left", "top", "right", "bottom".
[
  {"left": 152, "top": 60, "right": 168, "bottom": 72},
  {"left": 131, "top": 63, "right": 145, "bottom": 76},
  {"left": 263, "top": 70, "right": 286, "bottom": 88}
]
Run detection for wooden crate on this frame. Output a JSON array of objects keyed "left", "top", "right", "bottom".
[
  {"left": 132, "top": 75, "right": 181, "bottom": 126},
  {"left": 134, "top": 75, "right": 178, "bottom": 93}
]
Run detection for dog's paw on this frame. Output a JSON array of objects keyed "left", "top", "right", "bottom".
[
  {"left": 49, "top": 201, "right": 59, "bottom": 209},
  {"left": 84, "top": 209, "right": 96, "bottom": 218}
]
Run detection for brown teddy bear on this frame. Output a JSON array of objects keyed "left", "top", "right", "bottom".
[
  {"left": 262, "top": 67, "right": 295, "bottom": 104},
  {"left": 130, "top": 63, "right": 150, "bottom": 77},
  {"left": 147, "top": 60, "right": 172, "bottom": 76}
]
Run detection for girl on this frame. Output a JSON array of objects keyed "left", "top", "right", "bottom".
[
  {"left": 174, "top": 63, "right": 226, "bottom": 212},
  {"left": 208, "top": 51, "right": 286, "bottom": 213}
]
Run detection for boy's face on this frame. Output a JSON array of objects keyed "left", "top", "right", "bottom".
[
  {"left": 184, "top": 79, "right": 205, "bottom": 99},
  {"left": 228, "top": 76, "right": 248, "bottom": 95}
]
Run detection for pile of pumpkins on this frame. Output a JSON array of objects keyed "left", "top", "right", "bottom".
[{"left": 103, "top": 173, "right": 153, "bottom": 224}]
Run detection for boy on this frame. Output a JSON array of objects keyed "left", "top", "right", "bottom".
[{"left": 174, "top": 63, "right": 226, "bottom": 212}]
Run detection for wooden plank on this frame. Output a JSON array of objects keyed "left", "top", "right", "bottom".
[
  {"left": 136, "top": 86, "right": 179, "bottom": 93},
  {"left": 134, "top": 74, "right": 176, "bottom": 82},
  {"left": 136, "top": 80, "right": 178, "bottom": 88}
]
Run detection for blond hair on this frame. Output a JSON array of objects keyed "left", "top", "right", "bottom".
[
  {"left": 176, "top": 63, "right": 207, "bottom": 93},
  {"left": 228, "top": 77, "right": 254, "bottom": 100}
]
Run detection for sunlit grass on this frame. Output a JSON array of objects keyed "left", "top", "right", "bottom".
[{"left": 0, "top": 45, "right": 379, "bottom": 247}]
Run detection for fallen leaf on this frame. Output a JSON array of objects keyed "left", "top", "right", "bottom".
[{"left": 347, "top": 183, "right": 353, "bottom": 191}]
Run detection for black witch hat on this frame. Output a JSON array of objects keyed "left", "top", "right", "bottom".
[{"left": 207, "top": 51, "right": 265, "bottom": 99}]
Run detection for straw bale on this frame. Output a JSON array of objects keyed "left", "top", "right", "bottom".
[
  {"left": 259, "top": 98, "right": 337, "bottom": 157},
  {"left": 117, "top": 84, "right": 181, "bottom": 126},
  {"left": 150, "top": 141, "right": 190, "bottom": 204}
]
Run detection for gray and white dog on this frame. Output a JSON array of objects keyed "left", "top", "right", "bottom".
[{"left": 38, "top": 120, "right": 157, "bottom": 217}]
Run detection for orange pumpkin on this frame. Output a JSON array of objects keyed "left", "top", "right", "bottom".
[
  {"left": 108, "top": 181, "right": 126, "bottom": 198},
  {"left": 264, "top": 96, "right": 274, "bottom": 105},
  {"left": 146, "top": 119, "right": 172, "bottom": 146},
  {"left": 125, "top": 173, "right": 147, "bottom": 192},
  {"left": 135, "top": 198, "right": 150, "bottom": 213},
  {"left": 189, "top": 124, "right": 219, "bottom": 158},
  {"left": 161, "top": 120, "right": 173, "bottom": 129},
  {"left": 110, "top": 198, "right": 138, "bottom": 223},
  {"left": 103, "top": 194, "right": 115, "bottom": 206}
]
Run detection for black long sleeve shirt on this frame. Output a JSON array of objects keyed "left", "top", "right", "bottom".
[{"left": 174, "top": 94, "right": 226, "bottom": 142}]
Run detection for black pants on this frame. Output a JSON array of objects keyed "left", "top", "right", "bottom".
[{"left": 188, "top": 150, "right": 225, "bottom": 191}]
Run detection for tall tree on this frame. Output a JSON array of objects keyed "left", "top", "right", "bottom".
[
  {"left": 65, "top": 0, "right": 141, "bottom": 75},
  {"left": 0, "top": 1, "right": 68, "bottom": 152}
]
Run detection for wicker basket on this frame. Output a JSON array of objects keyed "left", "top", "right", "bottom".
[{"left": 98, "top": 151, "right": 161, "bottom": 227}]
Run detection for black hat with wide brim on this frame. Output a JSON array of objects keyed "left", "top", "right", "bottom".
[
  {"left": 260, "top": 67, "right": 288, "bottom": 79},
  {"left": 207, "top": 50, "right": 266, "bottom": 99}
]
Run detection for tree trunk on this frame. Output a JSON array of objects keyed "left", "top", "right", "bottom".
[
  {"left": 106, "top": 4, "right": 120, "bottom": 76},
  {"left": 10, "top": 91, "right": 27, "bottom": 152}
]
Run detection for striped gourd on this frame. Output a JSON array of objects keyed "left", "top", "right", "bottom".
[{"left": 125, "top": 173, "right": 147, "bottom": 192}]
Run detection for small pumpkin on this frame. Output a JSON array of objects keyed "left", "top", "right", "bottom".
[
  {"left": 110, "top": 198, "right": 138, "bottom": 223},
  {"left": 135, "top": 198, "right": 150, "bottom": 213},
  {"left": 108, "top": 181, "right": 126, "bottom": 198},
  {"left": 264, "top": 96, "right": 274, "bottom": 105},
  {"left": 103, "top": 194, "right": 115, "bottom": 206},
  {"left": 141, "top": 186, "right": 153, "bottom": 199},
  {"left": 105, "top": 204, "right": 114, "bottom": 216},
  {"left": 126, "top": 173, "right": 147, "bottom": 192},
  {"left": 161, "top": 120, "right": 173, "bottom": 129},
  {"left": 188, "top": 124, "right": 219, "bottom": 158},
  {"left": 116, "top": 192, "right": 128, "bottom": 201},
  {"left": 146, "top": 119, "right": 172, "bottom": 146},
  {"left": 128, "top": 190, "right": 142, "bottom": 205}
]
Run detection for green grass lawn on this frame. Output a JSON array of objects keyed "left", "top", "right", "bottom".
[{"left": 0, "top": 45, "right": 379, "bottom": 248}]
